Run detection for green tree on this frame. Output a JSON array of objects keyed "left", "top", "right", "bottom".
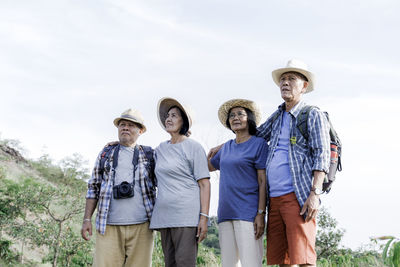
[
  {"left": 316, "top": 206, "right": 345, "bottom": 258},
  {"left": 0, "top": 177, "right": 47, "bottom": 262},
  {"left": 32, "top": 186, "right": 85, "bottom": 267},
  {"left": 59, "top": 153, "right": 90, "bottom": 181},
  {"left": 203, "top": 216, "right": 220, "bottom": 255}
]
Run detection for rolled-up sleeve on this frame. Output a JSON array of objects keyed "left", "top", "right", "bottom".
[
  {"left": 308, "top": 109, "right": 330, "bottom": 173},
  {"left": 86, "top": 151, "right": 102, "bottom": 199}
]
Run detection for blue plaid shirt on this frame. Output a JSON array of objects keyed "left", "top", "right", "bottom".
[
  {"left": 257, "top": 101, "right": 330, "bottom": 210},
  {"left": 86, "top": 145, "right": 157, "bottom": 235}
]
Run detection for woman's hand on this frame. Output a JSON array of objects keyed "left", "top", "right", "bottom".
[
  {"left": 197, "top": 216, "right": 208, "bottom": 243},
  {"left": 253, "top": 214, "right": 265, "bottom": 240},
  {"left": 207, "top": 144, "right": 223, "bottom": 160},
  {"left": 105, "top": 141, "right": 119, "bottom": 147}
]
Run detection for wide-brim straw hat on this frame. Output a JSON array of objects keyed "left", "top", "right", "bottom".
[
  {"left": 271, "top": 59, "right": 315, "bottom": 93},
  {"left": 113, "top": 109, "right": 146, "bottom": 133},
  {"left": 157, "top": 97, "right": 193, "bottom": 130},
  {"left": 218, "top": 99, "right": 262, "bottom": 129}
]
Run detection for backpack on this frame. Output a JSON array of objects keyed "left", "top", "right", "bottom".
[
  {"left": 99, "top": 144, "right": 156, "bottom": 185},
  {"left": 271, "top": 105, "right": 342, "bottom": 193},
  {"left": 296, "top": 105, "right": 342, "bottom": 193}
]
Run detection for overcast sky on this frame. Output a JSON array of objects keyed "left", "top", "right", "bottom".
[{"left": 1, "top": 0, "right": 399, "bottom": 250}]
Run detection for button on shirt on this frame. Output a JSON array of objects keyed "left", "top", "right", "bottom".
[{"left": 257, "top": 101, "right": 330, "bottom": 210}]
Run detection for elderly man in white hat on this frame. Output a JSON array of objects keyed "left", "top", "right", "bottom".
[
  {"left": 81, "top": 109, "right": 156, "bottom": 267},
  {"left": 256, "top": 59, "right": 330, "bottom": 266},
  {"left": 208, "top": 59, "right": 331, "bottom": 266}
]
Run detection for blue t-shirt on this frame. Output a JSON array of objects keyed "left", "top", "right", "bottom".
[
  {"left": 268, "top": 111, "right": 294, "bottom": 197},
  {"left": 211, "top": 136, "right": 268, "bottom": 224}
]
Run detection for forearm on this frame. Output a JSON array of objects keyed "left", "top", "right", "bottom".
[
  {"left": 312, "top": 170, "right": 325, "bottom": 191},
  {"left": 198, "top": 178, "right": 211, "bottom": 215},
  {"left": 83, "top": 198, "right": 98, "bottom": 220},
  {"left": 257, "top": 169, "right": 267, "bottom": 211}
]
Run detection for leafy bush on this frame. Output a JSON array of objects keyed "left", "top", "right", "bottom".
[
  {"left": 375, "top": 236, "right": 400, "bottom": 267},
  {"left": 0, "top": 239, "right": 20, "bottom": 265}
]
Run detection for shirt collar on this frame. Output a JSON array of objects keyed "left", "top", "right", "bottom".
[{"left": 278, "top": 100, "right": 306, "bottom": 118}]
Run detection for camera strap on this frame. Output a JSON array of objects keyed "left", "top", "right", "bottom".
[
  {"left": 111, "top": 144, "right": 139, "bottom": 188},
  {"left": 131, "top": 146, "right": 139, "bottom": 186},
  {"left": 111, "top": 144, "right": 120, "bottom": 187}
]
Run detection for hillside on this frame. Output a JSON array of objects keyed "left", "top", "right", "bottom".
[
  {"left": 0, "top": 143, "right": 220, "bottom": 267},
  {"left": 0, "top": 143, "right": 91, "bottom": 266},
  {"left": 0, "top": 142, "right": 392, "bottom": 267}
]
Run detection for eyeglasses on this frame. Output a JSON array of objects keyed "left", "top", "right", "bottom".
[
  {"left": 164, "top": 112, "right": 180, "bottom": 120},
  {"left": 228, "top": 112, "right": 247, "bottom": 119}
]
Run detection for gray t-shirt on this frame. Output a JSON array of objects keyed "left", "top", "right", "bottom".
[
  {"left": 150, "top": 138, "right": 210, "bottom": 229},
  {"left": 107, "top": 145, "right": 148, "bottom": 225}
]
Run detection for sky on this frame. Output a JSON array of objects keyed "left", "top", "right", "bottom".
[{"left": 1, "top": 0, "right": 399, "bottom": 250}]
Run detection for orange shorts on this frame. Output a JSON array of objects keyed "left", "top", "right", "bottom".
[{"left": 266, "top": 192, "right": 316, "bottom": 265}]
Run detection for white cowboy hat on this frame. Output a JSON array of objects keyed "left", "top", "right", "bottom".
[
  {"left": 271, "top": 59, "right": 315, "bottom": 93},
  {"left": 157, "top": 97, "right": 193, "bottom": 131},
  {"left": 113, "top": 109, "right": 146, "bottom": 132},
  {"left": 218, "top": 98, "right": 262, "bottom": 129}
]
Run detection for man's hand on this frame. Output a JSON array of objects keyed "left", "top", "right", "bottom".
[
  {"left": 196, "top": 216, "right": 208, "bottom": 243},
  {"left": 81, "top": 220, "right": 93, "bottom": 241},
  {"left": 300, "top": 192, "right": 320, "bottom": 222},
  {"left": 207, "top": 144, "right": 223, "bottom": 160},
  {"left": 253, "top": 214, "right": 265, "bottom": 240}
]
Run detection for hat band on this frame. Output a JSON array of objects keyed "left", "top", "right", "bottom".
[{"left": 121, "top": 114, "right": 140, "bottom": 122}]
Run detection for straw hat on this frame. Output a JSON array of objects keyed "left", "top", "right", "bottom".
[
  {"left": 113, "top": 109, "right": 146, "bottom": 132},
  {"left": 157, "top": 97, "right": 193, "bottom": 130},
  {"left": 271, "top": 59, "right": 315, "bottom": 93},
  {"left": 218, "top": 99, "right": 262, "bottom": 129}
]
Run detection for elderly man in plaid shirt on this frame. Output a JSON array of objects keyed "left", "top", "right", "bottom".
[
  {"left": 208, "top": 59, "right": 330, "bottom": 267},
  {"left": 256, "top": 59, "right": 330, "bottom": 267},
  {"left": 81, "top": 109, "right": 156, "bottom": 267}
]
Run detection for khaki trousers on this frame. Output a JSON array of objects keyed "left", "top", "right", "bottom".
[{"left": 93, "top": 222, "right": 154, "bottom": 267}]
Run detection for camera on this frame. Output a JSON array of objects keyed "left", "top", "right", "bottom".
[{"left": 113, "top": 181, "right": 134, "bottom": 199}]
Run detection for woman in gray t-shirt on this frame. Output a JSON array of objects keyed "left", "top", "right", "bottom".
[{"left": 150, "top": 97, "right": 210, "bottom": 267}]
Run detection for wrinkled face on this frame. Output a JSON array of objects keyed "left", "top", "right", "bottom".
[
  {"left": 279, "top": 72, "right": 308, "bottom": 103},
  {"left": 228, "top": 107, "right": 249, "bottom": 133},
  {"left": 118, "top": 119, "right": 143, "bottom": 146},
  {"left": 165, "top": 107, "right": 183, "bottom": 134}
]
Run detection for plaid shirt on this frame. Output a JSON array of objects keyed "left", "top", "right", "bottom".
[
  {"left": 86, "top": 145, "right": 157, "bottom": 235},
  {"left": 257, "top": 100, "right": 330, "bottom": 210}
]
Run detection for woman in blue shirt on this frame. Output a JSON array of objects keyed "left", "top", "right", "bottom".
[{"left": 208, "top": 99, "right": 268, "bottom": 267}]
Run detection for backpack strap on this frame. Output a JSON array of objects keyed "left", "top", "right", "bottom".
[
  {"left": 140, "top": 145, "right": 156, "bottom": 183},
  {"left": 296, "top": 105, "right": 317, "bottom": 141},
  {"left": 99, "top": 144, "right": 119, "bottom": 174}
]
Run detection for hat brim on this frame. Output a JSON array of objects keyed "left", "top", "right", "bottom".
[
  {"left": 272, "top": 67, "right": 315, "bottom": 93},
  {"left": 113, "top": 117, "right": 147, "bottom": 133},
  {"left": 157, "top": 97, "right": 192, "bottom": 131},
  {"left": 218, "top": 99, "right": 262, "bottom": 129}
]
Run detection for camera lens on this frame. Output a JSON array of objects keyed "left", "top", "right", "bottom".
[{"left": 119, "top": 182, "right": 130, "bottom": 194}]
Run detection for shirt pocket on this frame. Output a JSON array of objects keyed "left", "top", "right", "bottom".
[{"left": 293, "top": 135, "right": 310, "bottom": 157}]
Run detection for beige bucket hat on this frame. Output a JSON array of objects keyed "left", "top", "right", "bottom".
[
  {"left": 157, "top": 97, "right": 193, "bottom": 130},
  {"left": 271, "top": 59, "right": 315, "bottom": 93},
  {"left": 218, "top": 99, "right": 262, "bottom": 129},
  {"left": 113, "top": 109, "right": 146, "bottom": 132}
]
